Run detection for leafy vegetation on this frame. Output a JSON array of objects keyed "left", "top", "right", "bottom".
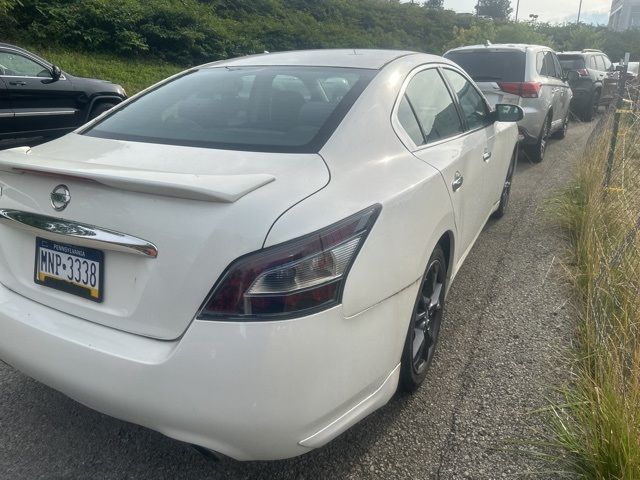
[
  {"left": 551, "top": 103, "right": 640, "bottom": 478},
  {"left": 1, "top": 0, "right": 639, "bottom": 69},
  {"left": 476, "top": 0, "right": 512, "bottom": 19}
]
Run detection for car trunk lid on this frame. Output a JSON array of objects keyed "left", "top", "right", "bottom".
[{"left": 0, "top": 134, "right": 330, "bottom": 339}]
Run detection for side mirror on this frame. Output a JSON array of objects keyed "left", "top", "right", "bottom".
[
  {"left": 51, "top": 65, "right": 62, "bottom": 80},
  {"left": 494, "top": 104, "right": 524, "bottom": 123}
]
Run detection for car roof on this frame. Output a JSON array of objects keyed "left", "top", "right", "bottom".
[
  {"left": 200, "top": 49, "right": 428, "bottom": 70},
  {"left": 446, "top": 43, "right": 549, "bottom": 53}
]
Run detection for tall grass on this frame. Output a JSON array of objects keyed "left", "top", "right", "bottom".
[
  {"left": 26, "top": 46, "right": 182, "bottom": 95},
  {"left": 552, "top": 88, "right": 640, "bottom": 478}
]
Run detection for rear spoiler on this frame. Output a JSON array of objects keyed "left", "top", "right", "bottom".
[{"left": 0, "top": 147, "right": 275, "bottom": 203}]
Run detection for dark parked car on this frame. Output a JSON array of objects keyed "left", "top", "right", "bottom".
[
  {"left": 557, "top": 49, "right": 618, "bottom": 122},
  {"left": 0, "top": 43, "right": 126, "bottom": 143}
]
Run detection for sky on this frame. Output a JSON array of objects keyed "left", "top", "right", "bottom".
[{"left": 443, "top": 0, "right": 612, "bottom": 24}]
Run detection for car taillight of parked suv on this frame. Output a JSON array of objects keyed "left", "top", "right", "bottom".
[
  {"left": 444, "top": 43, "right": 573, "bottom": 163},
  {"left": 557, "top": 50, "right": 618, "bottom": 122}
]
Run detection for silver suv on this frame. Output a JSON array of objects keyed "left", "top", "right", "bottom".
[{"left": 444, "top": 44, "right": 572, "bottom": 163}]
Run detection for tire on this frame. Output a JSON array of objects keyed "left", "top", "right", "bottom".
[
  {"left": 581, "top": 90, "right": 600, "bottom": 122},
  {"left": 89, "top": 102, "right": 116, "bottom": 120},
  {"left": 527, "top": 114, "right": 551, "bottom": 164},
  {"left": 399, "top": 245, "right": 447, "bottom": 392},
  {"left": 552, "top": 114, "right": 569, "bottom": 140},
  {"left": 492, "top": 148, "right": 517, "bottom": 219}
]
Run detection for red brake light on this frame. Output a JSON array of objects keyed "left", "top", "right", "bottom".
[
  {"left": 197, "top": 205, "right": 381, "bottom": 320},
  {"left": 498, "top": 82, "right": 542, "bottom": 98}
]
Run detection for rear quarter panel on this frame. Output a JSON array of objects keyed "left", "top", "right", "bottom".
[{"left": 264, "top": 58, "right": 457, "bottom": 319}]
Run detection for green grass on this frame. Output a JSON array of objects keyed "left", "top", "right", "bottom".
[
  {"left": 550, "top": 108, "right": 640, "bottom": 478},
  {"left": 26, "top": 46, "right": 182, "bottom": 95}
]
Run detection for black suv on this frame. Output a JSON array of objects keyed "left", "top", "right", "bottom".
[
  {"left": 557, "top": 49, "right": 618, "bottom": 121},
  {"left": 0, "top": 43, "right": 127, "bottom": 143}
]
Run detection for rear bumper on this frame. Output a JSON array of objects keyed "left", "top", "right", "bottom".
[
  {"left": 0, "top": 281, "right": 415, "bottom": 460},
  {"left": 569, "top": 87, "right": 594, "bottom": 109},
  {"left": 517, "top": 105, "right": 546, "bottom": 145}
]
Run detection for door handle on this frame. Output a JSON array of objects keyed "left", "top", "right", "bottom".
[
  {"left": 452, "top": 171, "right": 464, "bottom": 192},
  {"left": 483, "top": 149, "right": 492, "bottom": 162},
  {"left": 9, "top": 81, "right": 26, "bottom": 86}
]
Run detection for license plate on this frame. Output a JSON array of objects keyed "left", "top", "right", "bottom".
[{"left": 34, "top": 237, "right": 104, "bottom": 302}]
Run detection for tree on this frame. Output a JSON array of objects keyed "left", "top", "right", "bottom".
[
  {"left": 424, "top": 0, "right": 444, "bottom": 9},
  {"left": 475, "top": 0, "right": 513, "bottom": 20}
]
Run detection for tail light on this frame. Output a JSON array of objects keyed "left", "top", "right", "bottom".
[
  {"left": 197, "top": 205, "right": 381, "bottom": 320},
  {"left": 498, "top": 82, "right": 542, "bottom": 98},
  {"left": 577, "top": 68, "right": 589, "bottom": 77}
]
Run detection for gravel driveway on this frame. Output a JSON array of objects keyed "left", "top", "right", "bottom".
[{"left": 0, "top": 121, "right": 593, "bottom": 479}]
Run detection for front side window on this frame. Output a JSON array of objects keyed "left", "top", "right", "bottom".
[
  {"left": 602, "top": 56, "right": 612, "bottom": 71},
  {"left": 85, "top": 66, "right": 375, "bottom": 153},
  {"left": 0, "top": 51, "right": 49, "bottom": 77},
  {"left": 442, "top": 69, "right": 491, "bottom": 130},
  {"left": 403, "top": 68, "right": 463, "bottom": 145}
]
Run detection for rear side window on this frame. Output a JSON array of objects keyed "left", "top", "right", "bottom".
[
  {"left": 397, "top": 96, "right": 424, "bottom": 145},
  {"left": 442, "top": 69, "right": 491, "bottom": 130},
  {"left": 84, "top": 66, "right": 375, "bottom": 153},
  {"left": 589, "top": 56, "right": 597, "bottom": 69},
  {"left": 403, "top": 68, "right": 463, "bottom": 145},
  {"left": 444, "top": 50, "right": 525, "bottom": 82},
  {"left": 540, "top": 52, "right": 557, "bottom": 77},
  {"left": 558, "top": 55, "right": 586, "bottom": 70},
  {"left": 595, "top": 56, "right": 606, "bottom": 71}
]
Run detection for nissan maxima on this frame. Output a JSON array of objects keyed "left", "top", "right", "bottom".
[{"left": 0, "top": 49, "right": 522, "bottom": 461}]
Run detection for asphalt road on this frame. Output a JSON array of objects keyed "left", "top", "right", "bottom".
[{"left": 0, "top": 121, "right": 593, "bottom": 479}]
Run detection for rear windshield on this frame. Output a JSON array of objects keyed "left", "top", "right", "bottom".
[
  {"left": 557, "top": 55, "right": 586, "bottom": 70},
  {"left": 84, "top": 66, "right": 375, "bottom": 153},
  {"left": 444, "top": 50, "right": 525, "bottom": 82}
]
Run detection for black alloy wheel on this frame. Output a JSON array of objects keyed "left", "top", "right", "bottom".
[
  {"left": 528, "top": 115, "right": 550, "bottom": 163},
  {"left": 492, "top": 148, "right": 517, "bottom": 219},
  {"left": 400, "top": 245, "right": 447, "bottom": 392},
  {"left": 553, "top": 114, "right": 569, "bottom": 140},
  {"left": 582, "top": 90, "right": 600, "bottom": 122}
]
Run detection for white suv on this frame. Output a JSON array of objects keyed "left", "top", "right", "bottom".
[{"left": 445, "top": 44, "right": 573, "bottom": 163}]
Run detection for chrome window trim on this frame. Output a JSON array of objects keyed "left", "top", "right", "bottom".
[
  {"left": 0, "top": 209, "right": 158, "bottom": 258},
  {"left": 14, "top": 110, "right": 77, "bottom": 117},
  {"left": 0, "top": 74, "right": 68, "bottom": 80},
  {"left": 391, "top": 63, "right": 492, "bottom": 153}
]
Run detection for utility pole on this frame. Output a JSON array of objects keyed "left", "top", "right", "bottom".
[
  {"left": 476, "top": 0, "right": 480, "bottom": 16},
  {"left": 577, "top": 0, "right": 583, "bottom": 23},
  {"left": 515, "top": 0, "right": 521, "bottom": 21}
]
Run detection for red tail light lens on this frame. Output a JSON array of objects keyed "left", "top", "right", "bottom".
[
  {"left": 498, "top": 82, "right": 542, "bottom": 98},
  {"left": 197, "top": 205, "right": 381, "bottom": 320}
]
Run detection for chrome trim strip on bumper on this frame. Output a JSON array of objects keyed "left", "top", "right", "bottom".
[
  {"left": 0, "top": 112, "right": 13, "bottom": 118},
  {"left": 14, "top": 110, "right": 77, "bottom": 117},
  {"left": 0, "top": 209, "right": 158, "bottom": 258}
]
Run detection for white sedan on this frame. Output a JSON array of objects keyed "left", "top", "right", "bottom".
[{"left": 0, "top": 49, "right": 521, "bottom": 460}]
